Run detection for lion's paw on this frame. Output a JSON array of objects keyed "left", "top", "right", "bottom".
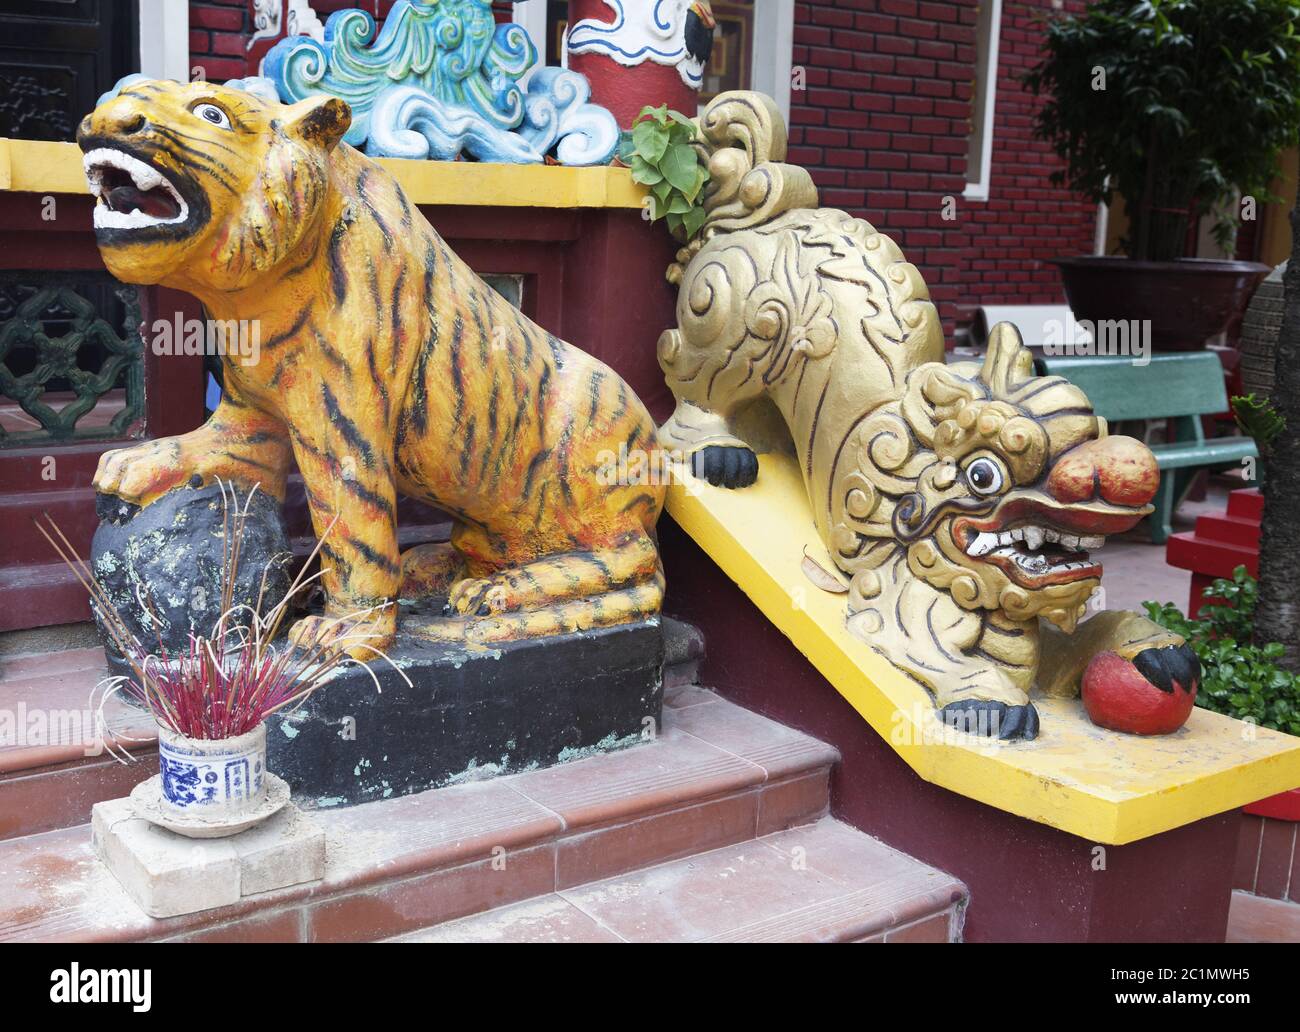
[
  {"left": 939, "top": 700, "right": 1040, "bottom": 741},
  {"left": 691, "top": 446, "right": 759, "bottom": 489}
]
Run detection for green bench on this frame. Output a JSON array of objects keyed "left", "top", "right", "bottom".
[{"left": 1035, "top": 353, "right": 1257, "bottom": 544}]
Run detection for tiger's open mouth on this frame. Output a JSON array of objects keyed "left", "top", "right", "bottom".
[{"left": 83, "top": 148, "right": 189, "bottom": 230}]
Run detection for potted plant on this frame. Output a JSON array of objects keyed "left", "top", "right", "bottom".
[
  {"left": 1023, "top": 0, "right": 1300, "bottom": 350},
  {"left": 38, "top": 482, "right": 407, "bottom": 838}
]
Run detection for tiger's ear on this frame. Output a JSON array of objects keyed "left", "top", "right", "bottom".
[{"left": 284, "top": 96, "right": 351, "bottom": 151}]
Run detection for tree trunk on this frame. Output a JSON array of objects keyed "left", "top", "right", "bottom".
[{"left": 1254, "top": 204, "right": 1300, "bottom": 668}]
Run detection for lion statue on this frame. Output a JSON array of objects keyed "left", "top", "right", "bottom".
[{"left": 659, "top": 92, "right": 1197, "bottom": 740}]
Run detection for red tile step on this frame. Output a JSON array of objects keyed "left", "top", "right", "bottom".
[
  {"left": 1227, "top": 891, "right": 1300, "bottom": 943},
  {"left": 390, "top": 817, "right": 968, "bottom": 943},
  {"left": 0, "top": 689, "right": 844, "bottom": 942},
  {"left": 0, "top": 646, "right": 156, "bottom": 842}
]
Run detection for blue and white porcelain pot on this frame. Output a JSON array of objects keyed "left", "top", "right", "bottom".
[{"left": 157, "top": 723, "right": 267, "bottom": 820}]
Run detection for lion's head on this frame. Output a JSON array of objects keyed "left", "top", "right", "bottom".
[
  {"left": 77, "top": 79, "right": 350, "bottom": 292},
  {"left": 835, "top": 323, "right": 1158, "bottom": 633}
]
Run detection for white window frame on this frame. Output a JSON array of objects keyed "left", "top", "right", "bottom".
[
  {"left": 751, "top": 0, "right": 794, "bottom": 125},
  {"left": 963, "top": 0, "right": 1002, "bottom": 202},
  {"left": 138, "top": 0, "right": 190, "bottom": 82}
]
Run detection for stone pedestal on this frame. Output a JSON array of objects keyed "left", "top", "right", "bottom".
[
  {"left": 91, "top": 797, "right": 325, "bottom": 919},
  {"left": 264, "top": 618, "right": 664, "bottom": 807}
]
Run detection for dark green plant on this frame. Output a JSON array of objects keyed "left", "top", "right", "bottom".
[
  {"left": 1143, "top": 566, "right": 1300, "bottom": 735},
  {"left": 1022, "top": 0, "right": 1300, "bottom": 261},
  {"left": 1231, "top": 392, "right": 1285, "bottom": 460},
  {"left": 618, "top": 105, "right": 709, "bottom": 241}
]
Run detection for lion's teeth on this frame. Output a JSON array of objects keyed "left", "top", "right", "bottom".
[
  {"left": 967, "top": 532, "right": 1000, "bottom": 557},
  {"left": 1023, "top": 526, "right": 1044, "bottom": 550},
  {"left": 1060, "top": 534, "right": 1081, "bottom": 550},
  {"left": 997, "top": 531, "right": 1014, "bottom": 546},
  {"left": 1043, "top": 529, "right": 1059, "bottom": 543},
  {"left": 1081, "top": 535, "right": 1105, "bottom": 550}
]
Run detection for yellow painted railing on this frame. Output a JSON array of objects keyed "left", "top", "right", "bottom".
[
  {"left": 667, "top": 453, "right": 1300, "bottom": 844},
  {"left": 0, "top": 138, "right": 647, "bottom": 209}
]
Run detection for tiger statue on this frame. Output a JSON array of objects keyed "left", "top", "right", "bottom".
[
  {"left": 659, "top": 92, "right": 1196, "bottom": 740},
  {"left": 79, "top": 79, "right": 665, "bottom": 654}
]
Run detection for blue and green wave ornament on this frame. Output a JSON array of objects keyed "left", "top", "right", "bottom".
[{"left": 264, "top": 0, "right": 618, "bottom": 166}]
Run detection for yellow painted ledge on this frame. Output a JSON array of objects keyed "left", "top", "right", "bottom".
[
  {"left": 667, "top": 452, "right": 1300, "bottom": 845},
  {"left": 0, "top": 138, "right": 647, "bottom": 209}
]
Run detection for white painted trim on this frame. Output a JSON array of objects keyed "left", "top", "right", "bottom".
[
  {"left": 962, "top": 0, "right": 1002, "bottom": 202},
  {"left": 138, "top": 0, "right": 190, "bottom": 83},
  {"left": 514, "top": 1, "right": 551, "bottom": 80},
  {"left": 751, "top": 0, "right": 795, "bottom": 124}
]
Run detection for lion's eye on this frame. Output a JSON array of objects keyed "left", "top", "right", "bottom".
[
  {"left": 965, "top": 457, "right": 1005, "bottom": 495},
  {"left": 193, "top": 103, "right": 232, "bottom": 130}
]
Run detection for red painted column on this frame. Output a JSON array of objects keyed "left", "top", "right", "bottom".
[{"left": 566, "top": 0, "right": 700, "bottom": 127}]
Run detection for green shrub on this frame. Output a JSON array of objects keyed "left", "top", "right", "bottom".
[{"left": 1143, "top": 566, "right": 1300, "bottom": 735}]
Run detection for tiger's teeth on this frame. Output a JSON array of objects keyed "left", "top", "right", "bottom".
[
  {"left": 1023, "top": 526, "right": 1044, "bottom": 550},
  {"left": 967, "top": 532, "right": 1000, "bottom": 557}
]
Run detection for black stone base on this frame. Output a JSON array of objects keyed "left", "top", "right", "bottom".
[{"left": 264, "top": 618, "right": 664, "bottom": 808}]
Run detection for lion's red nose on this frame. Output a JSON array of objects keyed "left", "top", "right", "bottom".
[{"left": 1047, "top": 436, "right": 1159, "bottom": 507}]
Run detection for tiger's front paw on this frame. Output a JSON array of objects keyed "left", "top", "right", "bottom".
[
  {"left": 94, "top": 437, "right": 191, "bottom": 504},
  {"left": 444, "top": 576, "right": 517, "bottom": 617}
]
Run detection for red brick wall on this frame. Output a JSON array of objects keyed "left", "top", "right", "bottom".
[
  {"left": 189, "top": 1, "right": 252, "bottom": 82},
  {"left": 789, "top": 0, "right": 1098, "bottom": 337}
]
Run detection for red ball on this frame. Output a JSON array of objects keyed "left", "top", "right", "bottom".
[{"left": 1082, "top": 649, "right": 1198, "bottom": 735}]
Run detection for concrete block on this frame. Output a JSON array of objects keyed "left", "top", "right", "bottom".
[
  {"left": 92, "top": 798, "right": 240, "bottom": 919},
  {"left": 231, "top": 806, "right": 326, "bottom": 895},
  {"left": 92, "top": 798, "right": 325, "bottom": 919}
]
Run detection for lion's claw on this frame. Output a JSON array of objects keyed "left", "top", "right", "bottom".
[
  {"left": 939, "top": 700, "right": 1040, "bottom": 741},
  {"left": 691, "top": 446, "right": 759, "bottom": 489}
]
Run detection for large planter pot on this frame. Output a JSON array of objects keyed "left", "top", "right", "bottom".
[
  {"left": 130, "top": 722, "right": 289, "bottom": 838},
  {"left": 1052, "top": 256, "right": 1270, "bottom": 352}
]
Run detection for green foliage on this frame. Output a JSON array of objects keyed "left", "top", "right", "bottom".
[
  {"left": 1021, "top": 0, "right": 1300, "bottom": 261},
  {"left": 1143, "top": 566, "right": 1300, "bottom": 735},
  {"left": 618, "top": 105, "right": 710, "bottom": 241},
  {"left": 1231, "top": 392, "right": 1285, "bottom": 457}
]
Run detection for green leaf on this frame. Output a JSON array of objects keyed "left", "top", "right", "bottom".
[
  {"left": 633, "top": 120, "right": 670, "bottom": 163},
  {"left": 661, "top": 143, "right": 702, "bottom": 193},
  {"left": 682, "top": 206, "right": 709, "bottom": 238},
  {"left": 629, "top": 156, "right": 664, "bottom": 186}
]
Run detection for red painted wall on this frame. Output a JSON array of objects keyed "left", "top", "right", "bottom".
[{"left": 788, "top": 0, "right": 1098, "bottom": 338}]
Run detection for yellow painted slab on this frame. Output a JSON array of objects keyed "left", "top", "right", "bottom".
[
  {"left": 667, "top": 452, "right": 1300, "bottom": 844},
  {"left": 0, "top": 138, "right": 646, "bottom": 209}
]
